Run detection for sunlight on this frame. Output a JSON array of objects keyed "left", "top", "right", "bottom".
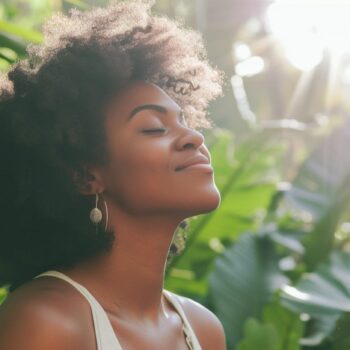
[
  {"left": 235, "top": 56, "right": 265, "bottom": 77},
  {"left": 281, "top": 285, "right": 311, "bottom": 301},
  {"left": 266, "top": 0, "right": 350, "bottom": 70}
]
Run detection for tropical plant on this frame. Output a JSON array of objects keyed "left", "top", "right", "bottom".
[
  {"left": 3, "top": 2, "right": 350, "bottom": 350},
  {"left": 201, "top": 118, "right": 350, "bottom": 349}
]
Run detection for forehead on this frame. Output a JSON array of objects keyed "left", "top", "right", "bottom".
[{"left": 105, "top": 80, "right": 180, "bottom": 120}]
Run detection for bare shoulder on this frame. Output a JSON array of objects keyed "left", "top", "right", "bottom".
[
  {"left": 173, "top": 292, "right": 227, "bottom": 350},
  {"left": 0, "top": 277, "right": 94, "bottom": 350}
]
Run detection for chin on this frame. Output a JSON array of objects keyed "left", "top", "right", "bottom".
[
  {"left": 199, "top": 191, "right": 221, "bottom": 213},
  {"left": 182, "top": 187, "right": 221, "bottom": 215}
]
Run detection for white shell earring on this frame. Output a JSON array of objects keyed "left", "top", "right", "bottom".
[
  {"left": 89, "top": 192, "right": 109, "bottom": 232},
  {"left": 90, "top": 192, "right": 103, "bottom": 224}
]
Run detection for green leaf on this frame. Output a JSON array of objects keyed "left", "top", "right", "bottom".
[
  {"left": 208, "top": 232, "right": 289, "bottom": 347},
  {"left": 262, "top": 301, "right": 303, "bottom": 350},
  {"left": 301, "top": 316, "right": 339, "bottom": 347},
  {"left": 236, "top": 300, "right": 304, "bottom": 350},
  {"left": 64, "top": 0, "right": 90, "bottom": 10},
  {"left": 0, "top": 287, "right": 8, "bottom": 305},
  {"left": 237, "top": 318, "right": 280, "bottom": 350},
  {"left": 0, "top": 47, "right": 17, "bottom": 62},
  {"left": 0, "top": 32, "right": 26, "bottom": 57},
  {"left": 281, "top": 250, "right": 350, "bottom": 345},
  {"left": 285, "top": 120, "right": 350, "bottom": 269},
  {"left": 281, "top": 251, "right": 350, "bottom": 314},
  {"left": 331, "top": 313, "right": 350, "bottom": 350},
  {"left": 269, "top": 229, "right": 305, "bottom": 254},
  {"left": 0, "top": 20, "right": 43, "bottom": 43}
]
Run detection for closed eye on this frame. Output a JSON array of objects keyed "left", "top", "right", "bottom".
[{"left": 141, "top": 128, "right": 167, "bottom": 133}]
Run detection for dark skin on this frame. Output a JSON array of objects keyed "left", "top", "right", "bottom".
[{"left": 0, "top": 80, "right": 227, "bottom": 349}]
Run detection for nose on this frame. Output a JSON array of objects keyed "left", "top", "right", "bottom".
[{"left": 175, "top": 126, "right": 205, "bottom": 151}]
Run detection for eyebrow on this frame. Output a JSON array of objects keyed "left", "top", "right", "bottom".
[{"left": 127, "top": 104, "right": 184, "bottom": 121}]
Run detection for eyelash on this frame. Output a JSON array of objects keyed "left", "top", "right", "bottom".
[
  {"left": 141, "top": 117, "right": 188, "bottom": 134},
  {"left": 142, "top": 128, "right": 167, "bottom": 133}
]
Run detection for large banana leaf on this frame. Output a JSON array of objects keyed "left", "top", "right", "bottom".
[
  {"left": 281, "top": 250, "right": 350, "bottom": 346},
  {"left": 285, "top": 121, "right": 350, "bottom": 221},
  {"left": 208, "top": 232, "right": 289, "bottom": 348},
  {"left": 236, "top": 301, "right": 303, "bottom": 350},
  {"left": 284, "top": 120, "right": 350, "bottom": 269},
  {"left": 237, "top": 318, "right": 280, "bottom": 350}
]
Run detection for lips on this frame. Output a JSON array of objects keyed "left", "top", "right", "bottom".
[{"left": 175, "top": 154, "right": 211, "bottom": 171}]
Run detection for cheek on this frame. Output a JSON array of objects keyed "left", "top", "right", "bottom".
[
  {"left": 104, "top": 136, "right": 221, "bottom": 214},
  {"left": 106, "top": 141, "right": 172, "bottom": 203}
]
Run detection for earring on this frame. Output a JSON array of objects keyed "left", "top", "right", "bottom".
[
  {"left": 90, "top": 192, "right": 102, "bottom": 224},
  {"left": 103, "top": 195, "right": 109, "bottom": 232},
  {"left": 89, "top": 192, "right": 109, "bottom": 232}
]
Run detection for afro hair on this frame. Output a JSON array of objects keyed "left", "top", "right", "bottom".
[{"left": 0, "top": 0, "right": 224, "bottom": 292}]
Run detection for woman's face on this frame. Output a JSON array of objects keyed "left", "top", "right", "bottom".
[{"left": 101, "top": 80, "right": 221, "bottom": 218}]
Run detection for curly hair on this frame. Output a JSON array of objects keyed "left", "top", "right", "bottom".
[{"left": 0, "top": 0, "right": 224, "bottom": 292}]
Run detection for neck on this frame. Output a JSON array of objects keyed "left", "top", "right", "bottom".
[{"left": 58, "top": 210, "right": 184, "bottom": 322}]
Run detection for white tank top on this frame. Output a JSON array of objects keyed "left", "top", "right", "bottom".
[{"left": 33, "top": 270, "right": 202, "bottom": 350}]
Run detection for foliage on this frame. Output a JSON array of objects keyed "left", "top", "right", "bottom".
[
  {"left": 237, "top": 318, "right": 280, "bottom": 350},
  {"left": 209, "top": 232, "right": 289, "bottom": 347},
  {"left": 236, "top": 301, "right": 303, "bottom": 350},
  {"left": 203, "top": 118, "right": 350, "bottom": 349},
  {"left": 2, "top": 1, "right": 350, "bottom": 350}
]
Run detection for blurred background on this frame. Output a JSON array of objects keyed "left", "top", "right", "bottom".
[{"left": 2, "top": 0, "right": 350, "bottom": 349}]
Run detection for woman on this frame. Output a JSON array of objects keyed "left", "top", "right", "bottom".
[{"left": 0, "top": 0, "right": 226, "bottom": 349}]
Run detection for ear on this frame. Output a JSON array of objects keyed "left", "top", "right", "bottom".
[{"left": 71, "top": 165, "right": 105, "bottom": 195}]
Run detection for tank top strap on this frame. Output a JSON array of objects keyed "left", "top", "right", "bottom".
[
  {"left": 33, "top": 270, "right": 123, "bottom": 350},
  {"left": 163, "top": 290, "right": 202, "bottom": 350},
  {"left": 33, "top": 270, "right": 202, "bottom": 350}
]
